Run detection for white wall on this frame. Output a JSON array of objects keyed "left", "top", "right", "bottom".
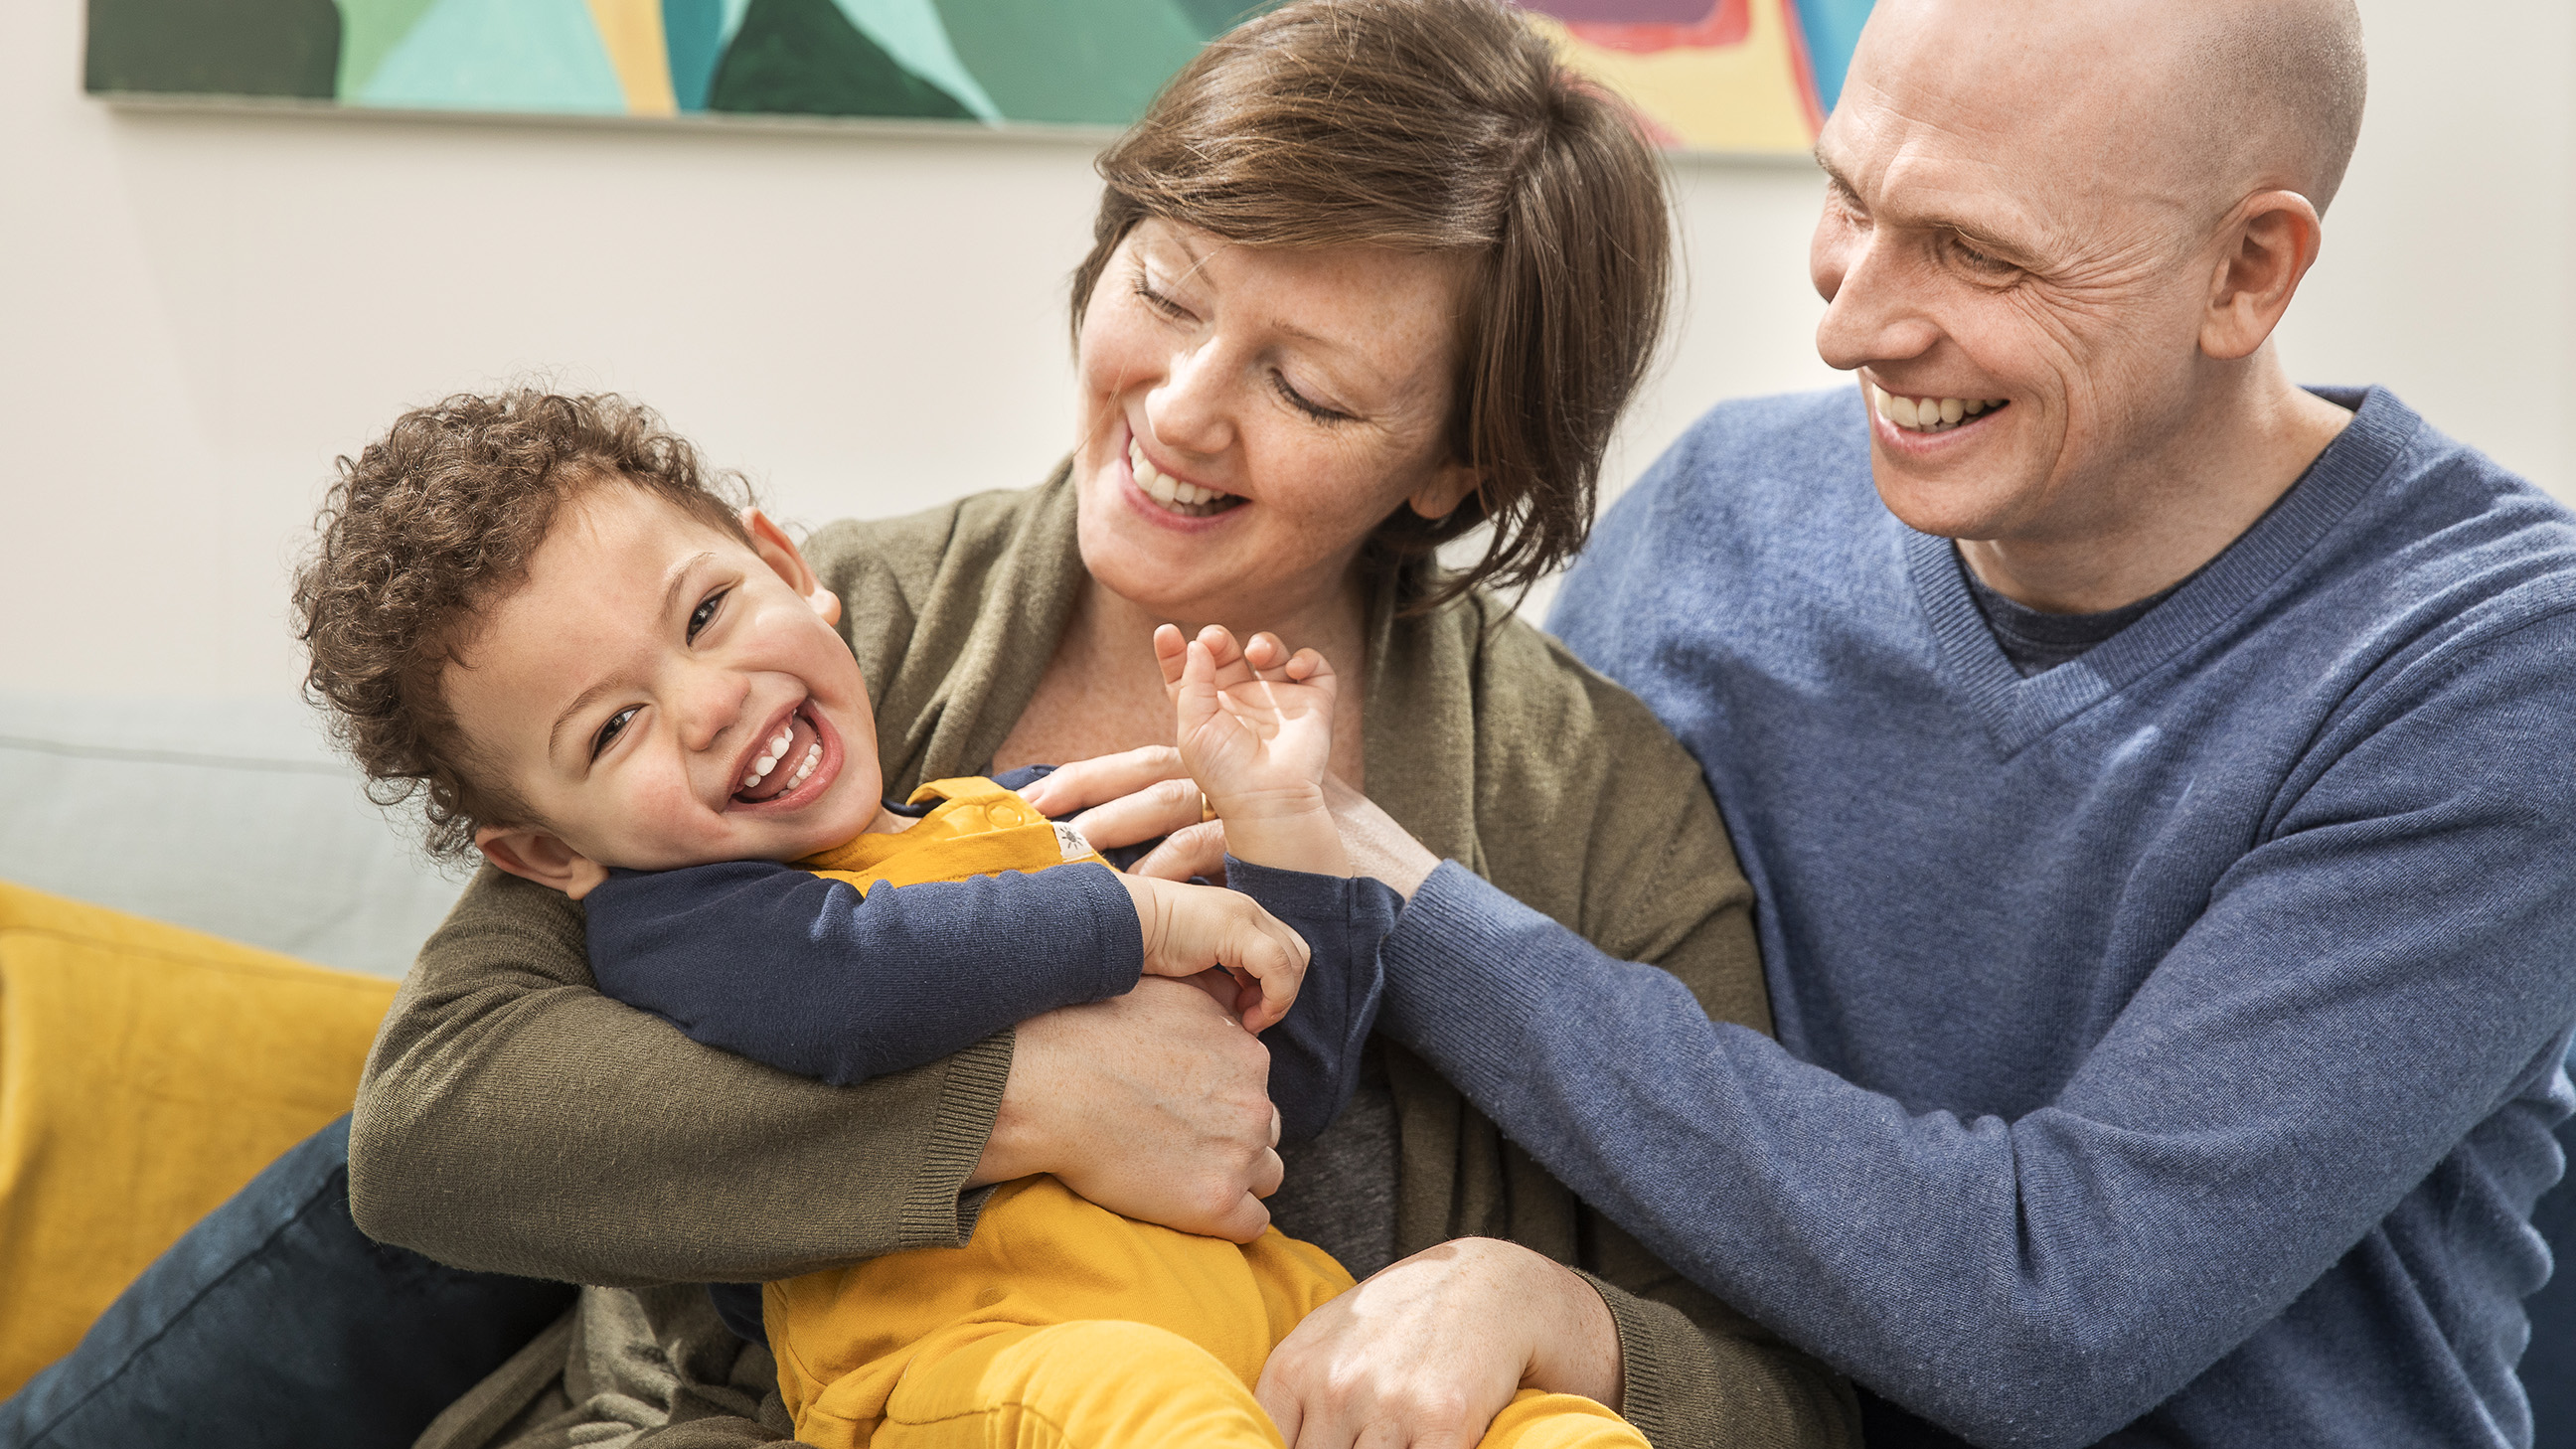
[{"left": 4, "top": 0, "right": 2569, "bottom": 703}]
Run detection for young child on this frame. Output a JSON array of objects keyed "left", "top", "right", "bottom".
[{"left": 297, "top": 391, "right": 1646, "bottom": 1449}]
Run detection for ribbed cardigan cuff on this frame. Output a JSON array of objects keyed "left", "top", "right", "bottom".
[{"left": 904, "top": 1031, "right": 1015, "bottom": 1247}]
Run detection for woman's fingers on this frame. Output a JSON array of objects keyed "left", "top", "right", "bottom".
[
  {"left": 1128, "top": 820, "right": 1230, "bottom": 882},
  {"left": 1017, "top": 744, "right": 1188, "bottom": 817}
]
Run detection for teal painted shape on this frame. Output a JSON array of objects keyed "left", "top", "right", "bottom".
[
  {"left": 831, "top": 0, "right": 998, "bottom": 120},
  {"left": 85, "top": 0, "right": 341, "bottom": 98},
  {"left": 336, "top": 0, "right": 440, "bottom": 96},
  {"left": 719, "top": 0, "right": 753, "bottom": 47},
  {"left": 709, "top": 0, "right": 973, "bottom": 119},
  {"left": 663, "top": 0, "right": 724, "bottom": 109},
  {"left": 1791, "top": 0, "right": 1873, "bottom": 115},
  {"left": 1170, "top": 0, "right": 1276, "bottom": 38},
  {"left": 935, "top": 0, "right": 1208, "bottom": 125},
  {"left": 358, "top": 0, "right": 626, "bottom": 113}
]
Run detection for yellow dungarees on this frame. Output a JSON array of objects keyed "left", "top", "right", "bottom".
[{"left": 767, "top": 777, "right": 1647, "bottom": 1449}]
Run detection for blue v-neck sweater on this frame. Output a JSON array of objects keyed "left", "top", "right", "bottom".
[{"left": 1377, "top": 387, "right": 2576, "bottom": 1447}]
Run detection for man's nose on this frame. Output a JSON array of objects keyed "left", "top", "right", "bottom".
[
  {"left": 1813, "top": 229, "right": 1940, "bottom": 375},
  {"left": 1144, "top": 342, "right": 1235, "bottom": 459}
]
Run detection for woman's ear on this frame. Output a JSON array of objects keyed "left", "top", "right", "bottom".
[
  {"left": 1406, "top": 460, "right": 1483, "bottom": 523},
  {"left": 476, "top": 825, "right": 612, "bottom": 901},
  {"left": 742, "top": 508, "right": 842, "bottom": 627}
]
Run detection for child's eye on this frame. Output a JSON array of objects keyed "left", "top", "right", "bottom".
[
  {"left": 593, "top": 707, "right": 639, "bottom": 758},
  {"left": 687, "top": 589, "right": 727, "bottom": 642}
]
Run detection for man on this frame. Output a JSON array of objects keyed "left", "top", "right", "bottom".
[{"left": 1337, "top": 0, "right": 2576, "bottom": 1443}]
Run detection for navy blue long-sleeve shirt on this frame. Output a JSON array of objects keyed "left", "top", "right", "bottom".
[{"left": 581, "top": 767, "right": 1396, "bottom": 1146}]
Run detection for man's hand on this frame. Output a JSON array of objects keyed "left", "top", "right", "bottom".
[
  {"left": 1120, "top": 872, "right": 1310, "bottom": 1032},
  {"left": 1157, "top": 624, "right": 1349, "bottom": 875},
  {"left": 971, "top": 979, "right": 1284, "bottom": 1242},
  {"left": 1255, "top": 1237, "right": 1623, "bottom": 1448}
]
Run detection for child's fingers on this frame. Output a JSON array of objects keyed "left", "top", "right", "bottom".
[
  {"left": 1284, "top": 646, "right": 1333, "bottom": 684},
  {"left": 1232, "top": 913, "right": 1311, "bottom": 1033},
  {"left": 1244, "top": 631, "right": 1288, "bottom": 675},
  {"left": 1153, "top": 623, "right": 1189, "bottom": 690}
]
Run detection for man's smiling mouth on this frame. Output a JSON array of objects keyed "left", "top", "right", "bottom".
[
  {"left": 735, "top": 706, "right": 822, "bottom": 804},
  {"left": 1872, "top": 385, "right": 2010, "bottom": 434}
]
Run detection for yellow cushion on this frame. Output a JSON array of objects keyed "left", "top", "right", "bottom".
[{"left": 0, "top": 881, "right": 397, "bottom": 1396}]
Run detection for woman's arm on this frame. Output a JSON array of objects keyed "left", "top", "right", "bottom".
[{"left": 350, "top": 866, "right": 1285, "bottom": 1283}]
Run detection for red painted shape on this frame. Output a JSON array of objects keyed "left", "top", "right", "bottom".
[{"left": 1560, "top": 0, "right": 1752, "bottom": 55}]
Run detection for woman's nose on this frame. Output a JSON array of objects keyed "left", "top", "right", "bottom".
[
  {"left": 1144, "top": 342, "right": 1235, "bottom": 458},
  {"left": 1813, "top": 228, "right": 1939, "bottom": 376}
]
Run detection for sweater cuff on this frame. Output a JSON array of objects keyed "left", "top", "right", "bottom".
[
  {"left": 906, "top": 1031, "right": 1014, "bottom": 1248},
  {"left": 1380, "top": 860, "right": 1554, "bottom": 1050}
]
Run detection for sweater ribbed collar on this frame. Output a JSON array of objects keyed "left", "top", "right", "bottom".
[{"left": 1904, "top": 386, "right": 2421, "bottom": 755}]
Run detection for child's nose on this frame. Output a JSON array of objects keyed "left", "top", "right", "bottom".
[{"left": 674, "top": 668, "right": 750, "bottom": 754}]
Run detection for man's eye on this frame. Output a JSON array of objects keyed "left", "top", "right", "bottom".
[
  {"left": 1951, "top": 238, "right": 2013, "bottom": 273},
  {"left": 593, "top": 707, "right": 639, "bottom": 758},
  {"left": 688, "top": 590, "right": 726, "bottom": 642}
]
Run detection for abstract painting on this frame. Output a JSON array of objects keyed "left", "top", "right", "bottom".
[{"left": 83, "top": 0, "right": 1871, "bottom": 153}]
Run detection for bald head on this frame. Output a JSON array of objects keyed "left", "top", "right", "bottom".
[{"left": 1846, "top": 0, "right": 2366, "bottom": 225}]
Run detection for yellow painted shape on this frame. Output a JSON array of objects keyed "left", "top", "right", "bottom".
[
  {"left": 0, "top": 882, "right": 397, "bottom": 1397},
  {"left": 1530, "top": 0, "right": 1818, "bottom": 155},
  {"left": 586, "top": 0, "right": 680, "bottom": 117}
]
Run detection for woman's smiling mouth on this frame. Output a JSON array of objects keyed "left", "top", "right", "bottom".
[{"left": 1128, "top": 435, "right": 1244, "bottom": 519}]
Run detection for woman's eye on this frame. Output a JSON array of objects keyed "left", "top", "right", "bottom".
[
  {"left": 1273, "top": 373, "right": 1348, "bottom": 423},
  {"left": 687, "top": 589, "right": 727, "bottom": 642},
  {"left": 593, "top": 707, "right": 639, "bottom": 758},
  {"left": 1133, "top": 276, "right": 1192, "bottom": 322}
]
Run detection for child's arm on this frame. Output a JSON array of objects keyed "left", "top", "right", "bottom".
[
  {"left": 1159, "top": 624, "right": 1349, "bottom": 877},
  {"left": 585, "top": 858, "right": 1308, "bottom": 1088}
]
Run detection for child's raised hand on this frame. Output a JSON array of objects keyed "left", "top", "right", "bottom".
[
  {"left": 1154, "top": 624, "right": 1338, "bottom": 819},
  {"left": 1119, "top": 873, "right": 1310, "bottom": 1033}
]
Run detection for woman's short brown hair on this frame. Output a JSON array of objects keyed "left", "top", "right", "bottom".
[
  {"left": 1071, "top": 0, "right": 1671, "bottom": 606},
  {"left": 293, "top": 390, "right": 750, "bottom": 860}
]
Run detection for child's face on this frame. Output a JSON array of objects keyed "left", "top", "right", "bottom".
[{"left": 446, "top": 483, "right": 884, "bottom": 897}]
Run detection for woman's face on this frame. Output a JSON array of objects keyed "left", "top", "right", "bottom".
[{"left": 1072, "top": 219, "right": 1480, "bottom": 625}]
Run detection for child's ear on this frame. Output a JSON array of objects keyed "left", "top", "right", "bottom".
[
  {"left": 476, "top": 825, "right": 612, "bottom": 901},
  {"left": 741, "top": 508, "right": 842, "bottom": 627}
]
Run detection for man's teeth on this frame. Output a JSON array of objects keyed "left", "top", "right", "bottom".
[
  {"left": 1872, "top": 386, "right": 2006, "bottom": 433},
  {"left": 1128, "top": 438, "right": 1236, "bottom": 517}
]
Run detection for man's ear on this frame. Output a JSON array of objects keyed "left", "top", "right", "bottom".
[
  {"left": 2201, "top": 190, "right": 2325, "bottom": 363},
  {"left": 1406, "top": 460, "right": 1483, "bottom": 523},
  {"left": 741, "top": 508, "right": 842, "bottom": 627},
  {"left": 476, "top": 825, "right": 612, "bottom": 901}
]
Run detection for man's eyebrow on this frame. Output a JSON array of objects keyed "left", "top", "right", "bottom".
[{"left": 544, "top": 551, "right": 716, "bottom": 759}]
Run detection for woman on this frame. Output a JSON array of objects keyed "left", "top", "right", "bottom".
[{"left": 351, "top": 2, "right": 1855, "bottom": 1445}]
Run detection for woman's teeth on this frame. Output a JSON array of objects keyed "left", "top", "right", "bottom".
[
  {"left": 1873, "top": 386, "right": 2008, "bottom": 433},
  {"left": 1129, "top": 438, "right": 1238, "bottom": 517},
  {"left": 739, "top": 720, "right": 821, "bottom": 799}
]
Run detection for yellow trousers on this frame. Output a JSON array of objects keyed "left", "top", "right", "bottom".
[{"left": 768, "top": 1177, "right": 1645, "bottom": 1449}]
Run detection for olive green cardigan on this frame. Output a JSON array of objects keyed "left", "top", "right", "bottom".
[{"left": 352, "top": 472, "right": 1858, "bottom": 1448}]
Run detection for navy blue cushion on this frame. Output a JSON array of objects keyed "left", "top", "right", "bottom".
[
  {"left": 2529, "top": 1105, "right": 2576, "bottom": 1449},
  {"left": 0, "top": 1116, "right": 574, "bottom": 1449}
]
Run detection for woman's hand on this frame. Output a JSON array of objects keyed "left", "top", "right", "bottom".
[
  {"left": 1254, "top": 1238, "right": 1623, "bottom": 1448},
  {"left": 972, "top": 979, "right": 1283, "bottom": 1242},
  {"left": 1022, "top": 746, "right": 1440, "bottom": 891}
]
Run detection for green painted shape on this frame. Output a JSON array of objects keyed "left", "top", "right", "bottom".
[
  {"left": 832, "top": 0, "right": 997, "bottom": 120},
  {"left": 1170, "top": 0, "right": 1276, "bottom": 39},
  {"left": 336, "top": 0, "right": 440, "bottom": 95},
  {"left": 357, "top": 0, "right": 625, "bottom": 113},
  {"left": 85, "top": 0, "right": 341, "bottom": 98},
  {"left": 934, "top": 0, "right": 1206, "bottom": 125},
  {"left": 708, "top": 0, "right": 971, "bottom": 120}
]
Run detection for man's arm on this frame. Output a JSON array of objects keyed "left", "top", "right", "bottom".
[{"left": 1375, "top": 616, "right": 2576, "bottom": 1447}]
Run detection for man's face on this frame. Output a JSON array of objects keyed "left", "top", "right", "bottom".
[
  {"left": 443, "top": 485, "right": 884, "bottom": 888},
  {"left": 1809, "top": 4, "right": 2219, "bottom": 547}
]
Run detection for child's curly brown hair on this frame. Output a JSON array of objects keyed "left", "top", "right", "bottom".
[{"left": 294, "top": 390, "right": 753, "bottom": 861}]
